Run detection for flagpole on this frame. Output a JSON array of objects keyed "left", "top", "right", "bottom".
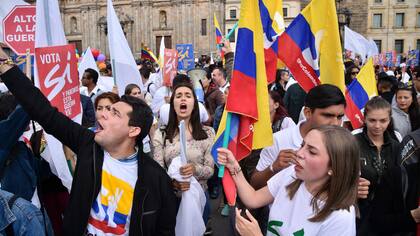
[
  {"left": 25, "top": 49, "right": 31, "bottom": 79},
  {"left": 112, "top": 59, "right": 116, "bottom": 85},
  {"left": 43, "top": 0, "right": 52, "bottom": 45},
  {"left": 218, "top": 112, "right": 232, "bottom": 178},
  {"left": 225, "top": 22, "right": 238, "bottom": 40}
]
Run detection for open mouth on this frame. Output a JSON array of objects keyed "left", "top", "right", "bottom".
[
  {"left": 180, "top": 103, "right": 188, "bottom": 112},
  {"left": 95, "top": 121, "right": 104, "bottom": 133}
]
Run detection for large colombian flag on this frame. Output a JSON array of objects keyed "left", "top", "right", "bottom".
[
  {"left": 259, "top": 0, "right": 284, "bottom": 84},
  {"left": 277, "top": 0, "right": 345, "bottom": 92},
  {"left": 211, "top": 0, "right": 273, "bottom": 206},
  {"left": 276, "top": 0, "right": 368, "bottom": 128},
  {"left": 214, "top": 13, "right": 224, "bottom": 60}
]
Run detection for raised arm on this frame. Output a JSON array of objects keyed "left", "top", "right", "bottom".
[
  {"left": 217, "top": 148, "right": 274, "bottom": 209},
  {"left": 0, "top": 65, "right": 93, "bottom": 153}
]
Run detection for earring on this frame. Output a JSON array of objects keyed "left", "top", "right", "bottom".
[{"left": 328, "top": 170, "right": 333, "bottom": 176}]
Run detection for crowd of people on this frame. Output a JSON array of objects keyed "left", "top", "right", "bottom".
[{"left": 0, "top": 38, "right": 420, "bottom": 236}]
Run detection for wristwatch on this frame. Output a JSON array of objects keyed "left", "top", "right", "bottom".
[{"left": 0, "top": 58, "right": 14, "bottom": 75}]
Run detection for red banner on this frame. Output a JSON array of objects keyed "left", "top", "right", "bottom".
[
  {"left": 163, "top": 48, "right": 178, "bottom": 87},
  {"left": 35, "top": 44, "right": 81, "bottom": 119}
]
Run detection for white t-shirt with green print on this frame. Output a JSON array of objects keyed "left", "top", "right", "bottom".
[{"left": 267, "top": 166, "right": 356, "bottom": 236}]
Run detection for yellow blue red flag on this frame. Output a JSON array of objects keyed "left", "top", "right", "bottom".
[
  {"left": 214, "top": 13, "right": 224, "bottom": 60},
  {"left": 346, "top": 58, "right": 378, "bottom": 128},
  {"left": 211, "top": 0, "right": 273, "bottom": 205},
  {"left": 259, "top": 0, "right": 284, "bottom": 84},
  {"left": 277, "top": 0, "right": 345, "bottom": 92}
]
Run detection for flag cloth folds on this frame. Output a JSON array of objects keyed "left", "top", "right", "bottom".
[
  {"left": 107, "top": 0, "right": 144, "bottom": 96},
  {"left": 277, "top": 0, "right": 345, "bottom": 93},
  {"left": 346, "top": 58, "right": 378, "bottom": 128},
  {"left": 34, "top": 0, "right": 77, "bottom": 191},
  {"left": 211, "top": 0, "right": 273, "bottom": 205},
  {"left": 141, "top": 46, "right": 158, "bottom": 63},
  {"left": 259, "top": 0, "right": 284, "bottom": 84},
  {"left": 214, "top": 13, "right": 224, "bottom": 60},
  {"left": 344, "top": 26, "right": 378, "bottom": 63}
]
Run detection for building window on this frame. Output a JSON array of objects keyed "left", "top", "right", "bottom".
[
  {"left": 283, "top": 8, "right": 288, "bottom": 17},
  {"left": 417, "top": 39, "right": 420, "bottom": 50},
  {"left": 396, "top": 0, "right": 405, "bottom": 2},
  {"left": 230, "top": 9, "right": 237, "bottom": 19},
  {"left": 201, "top": 19, "right": 207, "bottom": 36},
  {"left": 417, "top": 13, "right": 420, "bottom": 27},
  {"left": 374, "top": 0, "right": 382, "bottom": 3},
  {"left": 374, "top": 40, "right": 382, "bottom": 53},
  {"left": 372, "top": 14, "right": 382, "bottom": 28},
  {"left": 228, "top": 28, "right": 235, "bottom": 42},
  {"left": 395, "top": 40, "right": 404, "bottom": 53},
  {"left": 395, "top": 13, "right": 404, "bottom": 28}
]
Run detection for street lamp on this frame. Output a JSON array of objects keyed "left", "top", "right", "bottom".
[{"left": 336, "top": 0, "right": 352, "bottom": 49}]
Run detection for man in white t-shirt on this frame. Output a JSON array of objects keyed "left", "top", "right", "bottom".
[{"left": 250, "top": 84, "right": 346, "bottom": 189}]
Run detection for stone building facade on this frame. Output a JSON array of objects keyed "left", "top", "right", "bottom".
[
  {"left": 60, "top": 0, "right": 225, "bottom": 57},
  {"left": 366, "top": 0, "right": 420, "bottom": 53}
]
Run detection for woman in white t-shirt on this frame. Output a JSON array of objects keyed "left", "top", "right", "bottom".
[{"left": 217, "top": 125, "right": 359, "bottom": 236}]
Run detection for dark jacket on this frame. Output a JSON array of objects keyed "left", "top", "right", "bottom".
[
  {"left": 370, "top": 167, "right": 416, "bottom": 235},
  {"left": 80, "top": 94, "right": 96, "bottom": 128},
  {"left": 1, "top": 66, "right": 177, "bottom": 236},
  {"left": 0, "top": 106, "right": 37, "bottom": 201},
  {"left": 204, "top": 85, "right": 224, "bottom": 126},
  {"left": 400, "top": 129, "right": 420, "bottom": 225},
  {"left": 283, "top": 83, "right": 306, "bottom": 123},
  {"left": 355, "top": 129, "right": 401, "bottom": 236}
]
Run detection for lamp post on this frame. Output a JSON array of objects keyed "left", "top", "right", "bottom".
[{"left": 336, "top": 0, "right": 352, "bottom": 50}]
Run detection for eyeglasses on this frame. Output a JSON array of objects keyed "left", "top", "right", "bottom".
[{"left": 351, "top": 71, "right": 359, "bottom": 75}]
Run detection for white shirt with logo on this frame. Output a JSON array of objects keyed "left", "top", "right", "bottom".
[
  {"left": 86, "top": 152, "right": 138, "bottom": 236},
  {"left": 266, "top": 166, "right": 356, "bottom": 236}
]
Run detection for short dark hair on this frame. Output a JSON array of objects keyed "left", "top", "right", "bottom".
[
  {"left": 172, "top": 74, "right": 191, "bottom": 88},
  {"left": 212, "top": 66, "right": 227, "bottom": 79},
  {"left": 84, "top": 68, "right": 99, "bottom": 84},
  {"left": 120, "top": 95, "right": 153, "bottom": 143},
  {"left": 94, "top": 92, "right": 120, "bottom": 110},
  {"left": 124, "top": 84, "right": 141, "bottom": 96},
  {"left": 0, "top": 93, "right": 17, "bottom": 121},
  {"left": 139, "top": 66, "right": 151, "bottom": 80},
  {"left": 305, "top": 84, "right": 346, "bottom": 110}
]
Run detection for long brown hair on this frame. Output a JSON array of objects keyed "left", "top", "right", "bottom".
[
  {"left": 286, "top": 125, "right": 359, "bottom": 222},
  {"left": 165, "top": 82, "right": 208, "bottom": 143}
]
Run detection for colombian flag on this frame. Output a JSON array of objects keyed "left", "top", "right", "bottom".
[
  {"left": 346, "top": 58, "right": 378, "bottom": 128},
  {"left": 277, "top": 0, "right": 345, "bottom": 93},
  {"left": 214, "top": 13, "right": 224, "bottom": 60},
  {"left": 211, "top": 0, "right": 273, "bottom": 206},
  {"left": 141, "top": 46, "right": 158, "bottom": 63},
  {"left": 259, "top": 0, "right": 284, "bottom": 84}
]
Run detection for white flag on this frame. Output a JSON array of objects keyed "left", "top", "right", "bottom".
[
  {"left": 78, "top": 47, "right": 99, "bottom": 80},
  {"left": 344, "top": 26, "right": 373, "bottom": 63},
  {"left": 0, "top": 0, "right": 28, "bottom": 43},
  {"left": 107, "top": 0, "right": 143, "bottom": 96},
  {"left": 366, "top": 39, "right": 379, "bottom": 59},
  {"left": 35, "top": 0, "right": 78, "bottom": 191},
  {"left": 158, "top": 36, "right": 165, "bottom": 68}
]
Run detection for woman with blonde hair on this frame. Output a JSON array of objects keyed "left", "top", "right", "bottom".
[{"left": 218, "top": 126, "right": 359, "bottom": 236}]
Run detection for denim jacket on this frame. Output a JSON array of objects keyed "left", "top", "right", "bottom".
[
  {"left": 0, "top": 106, "right": 37, "bottom": 201},
  {"left": 0, "top": 189, "right": 53, "bottom": 236}
]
